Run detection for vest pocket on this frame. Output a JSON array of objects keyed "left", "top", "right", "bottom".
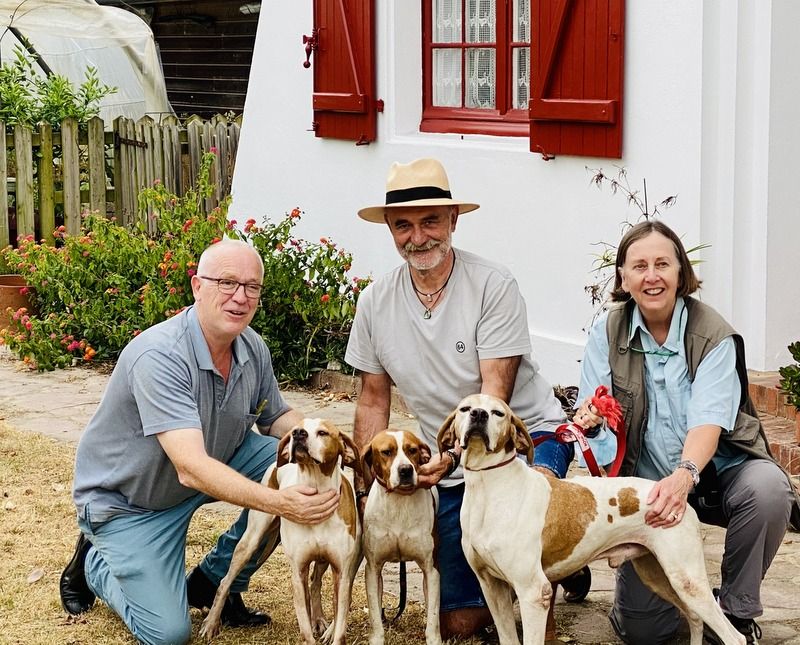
[{"left": 722, "top": 411, "right": 763, "bottom": 448}]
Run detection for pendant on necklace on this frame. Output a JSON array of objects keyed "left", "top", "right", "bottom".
[
  {"left": 423, "top": 309, "right": 432, "bottom": 320},
  {"left": 426, "top": 294, "right": 433, "bottom": 302}
]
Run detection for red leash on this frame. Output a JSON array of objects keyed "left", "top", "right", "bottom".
[{"left": 533, "top": 386, "right": 626, "bottom": 478}]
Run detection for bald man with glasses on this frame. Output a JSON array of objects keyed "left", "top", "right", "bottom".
[{"left": 60, "top": 239, "right": 340, "bottom": 645}]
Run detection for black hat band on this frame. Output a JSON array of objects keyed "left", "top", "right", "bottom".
[{"left": 385, "top": 186, "right": 452, "bottom": 205}]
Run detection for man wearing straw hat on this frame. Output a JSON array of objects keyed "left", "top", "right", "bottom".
[{"left": 345, "top": 158, "right": 589, "bottom": 638}]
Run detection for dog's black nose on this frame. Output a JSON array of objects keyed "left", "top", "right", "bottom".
[
  {"left": 398, "top": 464, "right": 414, "bottom": 480},
  {"left": 292, "top": 428, "right": 308, "bottom": 440},
  {"left": 470, "top": 408, "right": 488, "bottom": 423}
]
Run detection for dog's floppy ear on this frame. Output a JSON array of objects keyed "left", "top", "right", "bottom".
[
  {"left": 418, "top": 441, "right": 432, "bottom": 465},
  {"left": 360, "top": 441, "right": 374, "bottom": 476},
  {"left": 276, "top": 432, "right": 292, "bottom": 467},
  {"left": 436, "top": 409, "right": 458, "bottom": 452},
  {"left": 512, "top": 414, "right": 534, "bottom": 464},
  {"left": 339, "top": 431, "right": 363, "bottom": 479}
]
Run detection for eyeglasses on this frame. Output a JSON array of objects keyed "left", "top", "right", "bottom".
[{"left": 198, "top": 276, "right": 262, "bottom": 299}]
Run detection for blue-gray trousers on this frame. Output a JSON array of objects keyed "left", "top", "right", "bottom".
[{"left": 78, "top": 430, "right": 278, "bottom": 645}]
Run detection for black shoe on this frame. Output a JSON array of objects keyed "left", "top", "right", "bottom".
[
  {"left": 186, "top": 566, "right": 271, "bottom": 627},
  {"left": 703, "top": 589, "right": 762, "bottom": 645},
  {"left": 561, "top": 565, "right": 591, "bottom": 603},
  {"left": 59, "top": 533, "right": 96, "bottom": 615},
  {"left": 705, "top": 615, "right": 762, "bottom": 645}
]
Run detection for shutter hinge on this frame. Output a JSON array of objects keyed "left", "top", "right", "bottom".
[
  {"left": 308, "top": 121, "right": 319, "bottom": 132},
  {"left": 302, "top": 29, "right": 318, "bottom": 68},
  {"left": 375, "top": 99, "right": 384, "bottom": 113}
]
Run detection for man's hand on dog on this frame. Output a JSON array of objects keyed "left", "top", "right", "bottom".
[
  {"left": 276, "top": 485, "right": 340, "bottom": 524},
  {"left": 417, "top": 449, "right": 458, "bottom": 488},
  {"left": 645, "top": 469, "right": 693, "bottom": 528}
]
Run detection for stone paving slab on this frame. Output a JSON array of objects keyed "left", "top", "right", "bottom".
[{"left": 1, "top": 348, "right": 798, "bottom": 644}]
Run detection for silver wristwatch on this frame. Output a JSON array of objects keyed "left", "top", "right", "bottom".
[{"left": 675, "top": 459, "right": 700, "bottom": 487}]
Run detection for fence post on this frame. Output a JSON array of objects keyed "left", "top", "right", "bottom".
[
  {"left": 13, "top": 125, "right": 35, "bottom": 240},
  {"left": 0, "top": 121, "right": 8, "bottom": 248},
  {"left": 87, "top": 117, "right": 106, "bottom": 217},
  {"left": 38, "top": 123, "right": 55, "bottom": 244},
  {"left": 61, "top": 118, "right": 81, "bottom": 235}
]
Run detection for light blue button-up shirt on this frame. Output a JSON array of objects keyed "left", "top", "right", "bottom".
[{"left": 577, "top": 297, "right": 746, "bottom": 478}]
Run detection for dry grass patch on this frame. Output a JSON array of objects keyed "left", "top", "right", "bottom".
[{"left": 0, "top": 422, "right": 485, "bottom": 644}]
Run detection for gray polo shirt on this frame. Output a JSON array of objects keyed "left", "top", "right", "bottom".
[{"left": 73, "top": 306, "right": 289, "bottom": 523}]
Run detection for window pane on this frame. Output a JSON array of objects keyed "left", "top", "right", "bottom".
[
  {"left": 513, "top": 47, "right": 529, "bottom": 109},
  {"left": 433, "top": 49, "right": 462, "bottom": 107},
  {"left": 466, "top": 0, "right": 495, "bottom": 43},
  {"left": 433, "top": 0, "right": 462, "bottom": 43},
  {"left": 465, "top": 47, "right": 495, "bottom": 108},
  {"left": 514, "top": 0, "right": 530, "bottom": 42}
]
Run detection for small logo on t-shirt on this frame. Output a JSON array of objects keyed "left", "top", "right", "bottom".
[{"left": 456, "top": 341, "right": 466, "bottom": 353}]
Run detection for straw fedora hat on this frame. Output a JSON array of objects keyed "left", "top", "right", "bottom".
[{"left": 358, "top": 158, "right": 480, "bottom": 223}]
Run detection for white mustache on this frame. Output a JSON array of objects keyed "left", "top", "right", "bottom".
[{"left": 403, "top": 240, "right": 440, "bottom": 253}]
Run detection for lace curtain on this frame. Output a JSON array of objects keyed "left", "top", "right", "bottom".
[{"left": 432, "top": 0, "right": 530, "bottom": 111}]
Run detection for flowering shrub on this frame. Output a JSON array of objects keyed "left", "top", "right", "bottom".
[
  {"left": 1, "top": 152, "right": 369, "bottom": 380},
  {"left": 1, "top": 152, "right": 229, "bottom": 368},
  {"left": 245, "top": 208, "right": 371, "bottom": 383}
]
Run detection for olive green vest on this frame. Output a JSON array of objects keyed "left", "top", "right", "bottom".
[{"left": 606, "top": 296, "right": 799, "bottom": 528}]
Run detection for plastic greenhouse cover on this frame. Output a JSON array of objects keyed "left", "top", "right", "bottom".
[{"left": 0, "top": 0, "right": 173, "bottom": 123}]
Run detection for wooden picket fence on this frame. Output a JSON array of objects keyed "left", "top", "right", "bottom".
[{"left": 1, "top": 114, "right": 241, "bottom": 247}]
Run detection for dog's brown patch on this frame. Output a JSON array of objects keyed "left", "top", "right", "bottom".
[
  {"left": 609, "top": 497, "right": 617, "bottom": 507},
  {"left": 541, "top": 479, "right": 598, "bottom": 568},
  {"left": 338, "top": 478, "right": 358, "bottom": 539},
  {"left": 267, "top": 466, "right": 279, "bottom": 490},
  {"left": 617, "top": 487, "right": 640, "bottom": 517},
  {"left": 607, "top": 514, "right": 613, "bottom": 523}
]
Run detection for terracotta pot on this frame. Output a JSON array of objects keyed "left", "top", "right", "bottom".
[{"left": 0, "top": 275, "right": 35, "bottom": 331}]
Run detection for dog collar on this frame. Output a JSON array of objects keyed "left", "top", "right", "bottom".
[{"left": 463, "top": 454, "right": 518, "bottom": 472}]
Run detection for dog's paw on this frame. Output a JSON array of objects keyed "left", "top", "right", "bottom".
[
  {"left": 319, "top": 620, "right": 335, "bottom": 644},
  {"left": 312, "top": 616, "right": 330, "bottom": 639}
]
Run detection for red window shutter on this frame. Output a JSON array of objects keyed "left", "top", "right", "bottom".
[
  {"left": 529, "top": 0, "right": 624, "bottom": 158},
  {"left": 309, "top": 0, "right": 377, "bottom": 144}
]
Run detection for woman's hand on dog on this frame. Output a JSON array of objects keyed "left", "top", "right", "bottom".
[{"left": 644, "top": 471, "right": 693, "bottom": 528}]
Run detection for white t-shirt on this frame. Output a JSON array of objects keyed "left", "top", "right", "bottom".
[{"left": 345, "top": 248, "right": 565, "bottom": 484}]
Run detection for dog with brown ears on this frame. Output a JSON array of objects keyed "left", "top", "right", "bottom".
[
  {"left": 199, "top": 419, "right": 362, "bottom": 644},
  {"left": 436, "top": 393, "right": 746, "bottom": 645},
  {"left": 361, "top": 429, "right": 441, "bottom": 645}
]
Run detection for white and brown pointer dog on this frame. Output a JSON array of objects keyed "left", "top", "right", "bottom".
[
  {"left": 199, "top": 419, "right": 362, "bottom": 644},
  {"left": 436, "top": 394, "right": 746, "bottom": 645},
  {"left": 361, "top": 429, "right": 441, "bottom": 645}
]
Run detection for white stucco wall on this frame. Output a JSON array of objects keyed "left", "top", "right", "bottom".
[{"left": 231, "top": 0, "right": 798, "bottom": 385}]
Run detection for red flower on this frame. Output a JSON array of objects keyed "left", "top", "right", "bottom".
[
  {"left": 209, "top": 146, "right": 218, "bottom": 154},
  {"left": 211, "top": 237, "right": 221, "bottom": 244},
  {"left": 320, "top": 294, "right": 330, "bottom": 303},
  {"left": 182, "top": 219, "right": 193, "bottom": 232},
  {"left": 19, "top": 286, "right": 28, "bottom": 295},
  {"left": 290, "top": 207, "right": 301, "bottom": 219}
]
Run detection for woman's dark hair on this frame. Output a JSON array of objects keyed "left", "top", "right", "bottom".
[{"left": 610, "top": 220, "right": 702, "bottom": 302}]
